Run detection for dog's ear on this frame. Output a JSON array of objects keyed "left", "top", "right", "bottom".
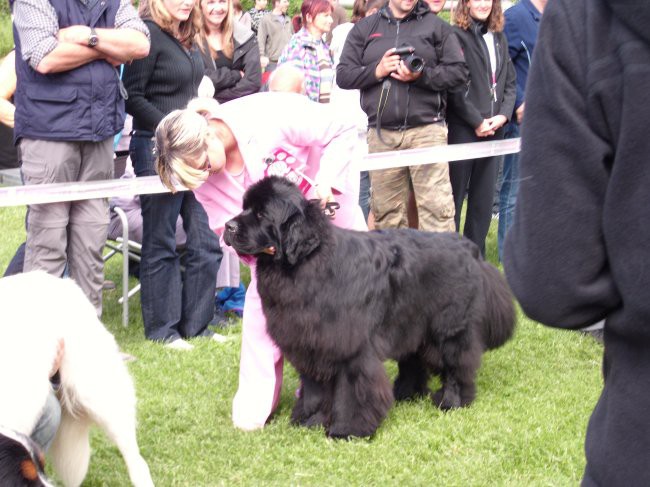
[{"left": 280, "top": 202, "right": 321, "bottom": 266}]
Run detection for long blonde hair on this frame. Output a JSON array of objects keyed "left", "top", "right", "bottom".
[
  {"left": 155, "top": 109, "right": 210, "bottom": 192},
  {"left": 140, "top": 0, "right": 202, "bottom": 47},
  {"left": 198, "top": 0, "right": 235, "bottom": 59},
  {"left": 156, "top": 98, "right": 222, "bottom": 192}
]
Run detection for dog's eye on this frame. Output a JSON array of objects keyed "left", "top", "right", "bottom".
[{"left": 256, "top": 211, "right": 263, "bottom": 219}]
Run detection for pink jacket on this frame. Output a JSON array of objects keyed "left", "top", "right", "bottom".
[{"left": 193, "top": 92, "right": 365, "bottom": 236}]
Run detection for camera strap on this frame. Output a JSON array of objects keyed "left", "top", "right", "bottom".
[{"left": 375, "top": 79, "right": 408, "bottom": 149}]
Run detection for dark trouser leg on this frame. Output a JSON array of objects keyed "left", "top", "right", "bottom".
[
  {"left": 178, "top": 191, "right": 221, "bottom": 338},
  {"left": 464, "top": 155, "right": 500, "bottom": 256}
]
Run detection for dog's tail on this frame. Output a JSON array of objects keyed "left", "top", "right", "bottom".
[
  {"left": 479, "top": 262, "right": 516, "bottom": 350},
  {"left": 49, "top": 409, "right": 91, "bottom": 487}
]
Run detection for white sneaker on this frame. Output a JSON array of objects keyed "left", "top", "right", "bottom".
[
  {"left": 211, "top": 333, "right": 230, "bottom": 344},
  {"left": 164, "top": 338, "right": 194, "bottom": 350}
]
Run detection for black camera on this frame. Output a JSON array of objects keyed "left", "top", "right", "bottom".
[{"left": 393, "top": 44, "right": 425, "bottom": 73}]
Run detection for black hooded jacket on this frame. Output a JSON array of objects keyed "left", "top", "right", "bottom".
[
  {"left": 336, "top": 1, "right": 468, "bottom": 129},
  {"left": 504, "top": 0, "right": 650, "bottom": 484}
]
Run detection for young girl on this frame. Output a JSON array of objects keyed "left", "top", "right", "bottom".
[
  {"left": 155, "top": 92, "right": 366, "bottom": 430},
  {"left": 447, "top": 0, "right": 516, "bottom": 256}
]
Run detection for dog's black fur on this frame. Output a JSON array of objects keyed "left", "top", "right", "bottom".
[
  {"left": 225, "top": 176, "right": 516, "bottom": 438},
  {"left": 0, "top": 429, "right": 52, "bottom": 487}
]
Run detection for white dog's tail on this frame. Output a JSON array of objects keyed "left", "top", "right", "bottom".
[{"left": 49, "top": 409, "right": 91, "bottom": 487}]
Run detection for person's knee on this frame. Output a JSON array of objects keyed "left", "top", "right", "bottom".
[{"left": 31, "top": 389, "right": 61, "bottom": 452}]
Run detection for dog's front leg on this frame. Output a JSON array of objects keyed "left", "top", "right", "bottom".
[
  {"left": 291, "top": 375, "right": 332, "bottom": 428},
  {"left": 327, "top": 353, "right": 394, "bottom": 439}
]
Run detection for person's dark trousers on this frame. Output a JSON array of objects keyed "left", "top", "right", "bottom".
[
  {"left": 449, "top": 155, "right": 500, "bottom": 256},
  {"left": 359, "top": 170, "right": 371, "bottom": 222},
  {"left": 497, "top": 121, "right": 520, "bottom": 261},
  {"left": 3, "top": 242, "right": 25, "bottom": 276},
  {"left": 130, "top": 132, "right": 222, "bottom": 342}
]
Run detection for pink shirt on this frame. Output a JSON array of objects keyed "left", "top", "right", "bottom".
[{"left": 193, "top": 92, "right": 365, "bottom": 236}]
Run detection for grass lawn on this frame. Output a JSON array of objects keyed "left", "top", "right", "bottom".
[{"left": 0, "top": 204, "right": 603, "bottom": 486}]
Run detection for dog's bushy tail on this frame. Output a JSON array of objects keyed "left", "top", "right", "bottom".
[
  {"left": 479, "top": 262, "right": 516, "bottom": 350},
  {"left": 49, "top": 409, "right": 91, "bottom": 487}
]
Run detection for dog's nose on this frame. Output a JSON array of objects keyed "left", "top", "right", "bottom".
[{"left": 225, "top": 220, "right": 238, "bottom": 233}]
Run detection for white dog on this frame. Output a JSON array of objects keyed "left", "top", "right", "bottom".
[{"left": 0, "top": 272, "right": 154, "bottom": 487}]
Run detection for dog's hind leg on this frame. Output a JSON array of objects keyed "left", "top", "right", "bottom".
[
  {"left": 49, "top": 410, "right": 91, "bottom": 487},
  {"left": 327, "top": 353, "right": 393, "bottom": 439},
  {"left": 291, "top": 375, "right": 332, "bottom": 428},
  {"left": 393, "top": 353, "right": 430, "bottom": 401},
  {"left": 94, "top": 411, "right": 154, "bottom": 487},
  {"left": 431, "top": 336, "right": 481, "bottom": 410}
]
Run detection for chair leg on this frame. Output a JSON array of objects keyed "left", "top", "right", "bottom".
[{"left": 114, "top": 207, "right": 130, "bottom": 327}]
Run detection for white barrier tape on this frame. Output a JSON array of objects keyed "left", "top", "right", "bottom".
[
  {"left": 0, "top": 175, "right": 175, "bottom": 207},
  {"left": 0, "top": 138, "right": 520, "bottom": 208},
  {"left": 358, "top": 137, "right": 520, "bottom": 170}
]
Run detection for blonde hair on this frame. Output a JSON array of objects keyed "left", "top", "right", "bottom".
[
  {"left": 198, "top": 0, "right": 235, "bottom": 59},
  {"left": 155, "top": 109, "right": 210, "bottom": 192},
  {"left": 453, "top": 0, "right": 504, "bottom": 32},
  {"left": 140, "top": 0, "right": 202, "bottom": 46}
]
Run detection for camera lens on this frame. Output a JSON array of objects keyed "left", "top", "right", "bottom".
[{"left": 405, "top": 54, "right": 425, "bottom": 73}]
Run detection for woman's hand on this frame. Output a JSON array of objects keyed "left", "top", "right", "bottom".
[
  {"left": 475, "top": 119, "right": 494, "bottom": 137},
  {"left": 484, "top": 114, "right": 507, "bottom": 132},
  {"left": 315, "top": 184, "right": 334, "bottom": 208}
]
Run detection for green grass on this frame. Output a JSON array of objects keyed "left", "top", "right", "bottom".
[{"left": 0, "top": 204, "right": 603, "bottom": 486}]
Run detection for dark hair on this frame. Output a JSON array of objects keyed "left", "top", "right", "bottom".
[
  {"left": 301, "top": 0, "right": 332, "bottom": 26},
  {"left": 453, "top": 0, "right": 504, "bottom": 32},
  {"left": 351, "top": 0, "right": 365, "bottom": 22},
  {"left": 292, "top": 13, "right": 302, "bottom": 32},
  {"left": 364, "top": 0, "right": 386, "bottom": 16}
]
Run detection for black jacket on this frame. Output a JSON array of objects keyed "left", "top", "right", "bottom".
[
  {"left": 124, "top": 20, "right": 204, "bottom": 132},
  {"left": 336, "top": 1, "right": 467, "bottom": 129},
  {"left": 199, "top": 23, "right": 262, "bottom": 103},
  {"left": 447, "top": 20, "right": 516, "bottom": 136},
  {"left": 504, "top": 0, "right": 650, "bottom": 485}
]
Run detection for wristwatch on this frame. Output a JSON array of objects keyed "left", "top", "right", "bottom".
[{"left": 88, "top": 27, "right": 99, "bottom": 47}]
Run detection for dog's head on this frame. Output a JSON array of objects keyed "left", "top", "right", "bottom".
[
  {"left": 0, "top": 427, "right": 53, "bottom": 487},
  {"left": 224, "top": 176, "right": 324, "bottom": 266}
]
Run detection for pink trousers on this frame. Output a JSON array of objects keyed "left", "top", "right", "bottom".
[{"left": 231, "top": 201, "right": 366, "bottom": 430}]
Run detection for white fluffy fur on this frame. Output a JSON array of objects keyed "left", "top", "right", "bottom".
[{"left": 0, "top": 272, "right": 154, "bottom": 487}]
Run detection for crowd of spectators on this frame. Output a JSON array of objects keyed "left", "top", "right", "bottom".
[{"left": 10, "top": 0, "right": 642, "bottom": 483}]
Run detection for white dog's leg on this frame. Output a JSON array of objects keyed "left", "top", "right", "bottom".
[
  {"left": 49, "top": 409, "right": 91, "bottom": 487},
  {"left": 97, "top": 415, "right": 154, "bottom": 487}
]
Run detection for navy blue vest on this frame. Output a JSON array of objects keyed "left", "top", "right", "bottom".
[{"left": 14, "top": 0, "right": 125, "bottom": 142}]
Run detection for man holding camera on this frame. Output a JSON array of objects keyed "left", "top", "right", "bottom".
[{"left": 337, "top": 0, "right": 467, "bottom": 232}]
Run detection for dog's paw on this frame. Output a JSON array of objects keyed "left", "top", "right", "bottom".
[
  {"left": 431, "top": 388, "right": 461, "bottom": 410},
  {"left": 291, "top": 410, "right": 327, "bottom": 429},
  {"left": 327, "top": 422, "right": 375, "bottom": 440},
  {"left": 393, "top": 380, "right": 429, "bottom": 402}
]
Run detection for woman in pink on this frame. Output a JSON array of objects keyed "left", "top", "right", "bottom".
[{"left": 155, "top": 92, "right": 366, "bottom": 430}]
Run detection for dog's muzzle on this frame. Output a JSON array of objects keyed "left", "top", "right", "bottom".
[{"left": 223, "top": 219, "right": 238, "bottom": 247}]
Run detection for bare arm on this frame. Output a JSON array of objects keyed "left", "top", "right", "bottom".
[
  {"left": 0, "top": 51, "right": 16, "bottom": 128},
  {"left": 57, "top": 26, "right": 149, "bottom": 64},
  {"left": 14, "top": 0, "right": 149, "bottom": 74}
]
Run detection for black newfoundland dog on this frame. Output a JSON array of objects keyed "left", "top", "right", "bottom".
[{"left": 224, "top": 177, "right": 516, "bottom": 438}]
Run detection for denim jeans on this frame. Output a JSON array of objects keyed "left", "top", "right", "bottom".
[
  {"left": 31, "top": 389, "right": 61, "bottom": 452},
  {"left": 130, "top": 133, "right": 222, "bottom": 341},
  {"left": 497, "top": 122, "right": 520, "bottom": 261}
]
